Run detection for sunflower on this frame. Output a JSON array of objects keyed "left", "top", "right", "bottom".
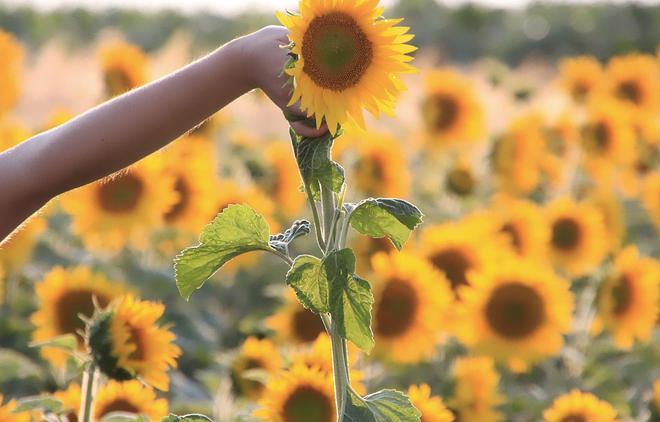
[
  {"left": 580, "top": 99, "right": 636, "bottom": 170},
  {"left": 0, "top": 394, "right": 29, "bottom": 422},
  {"left": 456, "top": 259, "right": 573, "bottom": 371},
  {"left": 421, "top": 68, "right": 485, "bottom": 147},
  {"left": 267, "top": 290, "right": 327, "bottom": 345},
  {"left": 641, "top": 171, "right": 660, "bottom": 231},
  {"left": 94, "top": 380, "right": 168, "bottom": 421},
  {"left": 449, "top": 356, "right": 504, "bottom": 422},
  {"left": 89, "top": 295, "right": 181, "bottom": 391},
  {"left": 486, "top": 195, "right": 549, "bottom": 260},
  {"left": 99, "top": 40, "right": 148, "bottom": 97},
  {"left": 263, "top": 141, "right": 306, "bottom": 218},
  {"left": 418, "top": 215, "right": 502, "bottom": 300},
  {"left": 0, "top": 214, "right": 46, "bottom": 275},
  {"left": 558, "top": 56, "right": 604, "bottom": 103},
  {"left": 0, "top": 30, "right": 23, "bottom": 117},
  {"left": 594, "top": 246, "right": 659, "bottom": 349},
  {"left": 289, "top": 334, "right": 365, "bottom": 394},
  {"left": 255, "top": 364, "right": 336, "bottom": 422},
  {"left": 277, "top": 0, "right": 417, "bottom": 134},
  {"left": 61, "top": 156, "right": 178, "bottom": 252},
  {"left": 407, "top": 384, "right": 454, "bottom": 422},
  {"left": 370, "top": 251, "right": 452, "bottom": 364},
  {"left": 445, "top": 157, "right": 477, "bottom": 197},
  {"left": 492, "top": 114, "right": 546, "bottom": 194},
  {"left": 349, "top": 130, "right": 410, "bottom": 197},
  {"left": 30, "top": 266, "right": 127, "bottom": 367},
  {"left": 543, "top": 389, "right": 619, "bottom": 422},
  {"left": 161, "top": 136, "right": 218, "bottom": 234},
  {"left": 545, "top": 198, "right": 609, "bottom": 278},
  {"left": 585, "top": 190, "right": 625, "bottom": 251},
  {"left": 605, "top": 53, "right": 659, "bottom": 113},
  {"left": 232, "top": 336, "right": 283, "bottom": 400}
]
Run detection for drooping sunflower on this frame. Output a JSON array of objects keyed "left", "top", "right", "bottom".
[
  {"left": 486, "top": 195, "right": 549, "bottom": 260},
  {"left": 30, "top": 266, "right": 128, "bottom": 367},
  {"left": 255, "top": 364, "right": 336, "bottom": 422},
  {"left": 267, "top": 290, "right": 327, "bottom": 345},
  {"left": 95, "top": 380, "right": 168, "bottom": 421},
  {"left": 605, "top": 53, "right": 659, "bottom": 113},
  {"left": 263, "top": 141, "right": 306, "bottom": 218},
  {"left": 492, "top": 114, "right": 546, "bottom": 194},
  {"left": 231, "top": 336, "right": 283, "bottom": 400},
  {"left": 161, "top": 135, "right": 218, "bottom": 234},
  {"left": 349, "top": 130, "right": 410, "bottom": 197},
  {"left": 0, "top": 394, "right": 29, "bottom": 422},
  {"left": 418, "top": 215, "right": 502, "bottom": 300},
  {"left": 449, "top": 356, "right": 504, "bottom": 422},
  {"left": 407, "top": 384, "right": 454, "bottom": 422},
  {"left": 593, "top": 246, "right": 659, "bottom": 349},
  {"left": 545, "top": 198, "right": 609, "bottom": 278},
  {"left": 99, "top": 40, "right": 148, "bottom": 97},
  {"left": 421, "top": 68, "right": 485, "bottom": 148},
  {"left": 370, "top": 251, "right": 452, "bottom": 364},
  {"left": 456, "top": 259, "right": 574, "bottom": 372},
  {"left": 0, "top": 30, "right": 23, "bottom": 117},
  {"left": 61, "top": 157, "right": 178, "bottom": 252},
  {"left": 558, "top": 56, "right": 604, "bottom": 103},
  {"left": 641, "top": 171, "right": 660, "bottom": 231},
  {"left": 89, "top": 295, "right": 181, "bottom": 391},
  {"left": 277, "top": 0, "right": 417, "bottom": 134},
  {"left": 543, "top": 389, "right": 619, "bottom": 422}
]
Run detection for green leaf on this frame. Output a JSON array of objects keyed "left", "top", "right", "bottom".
[
  {"left": 100, "top": 413, "right": 150, "bottom": 422},
  {"left": 326, "top": 249, "right": 374, "bottom": 353},
  {"left": 344, "top": 389, "right": 421, "bottom": 422},
  {"left": 13, "top": 396, "right": 63, "bottom": 414},
  {"left": 29, "top": 334, "right": 78, "bottom": 353},
  {"left": 289, "top": 129, "right": 344, "bottom": 199},
  {"left": 175, "top": 204, "right": 273, "bottom": 300},
  {"left": 161, "top": 414, "right": 214, "bottom": 422},
  {"left": 286, "top": 255, "right": 329, "bottom": 313},
  {"left": 349, "top": 198, "right": 423, "bottom": 250}
]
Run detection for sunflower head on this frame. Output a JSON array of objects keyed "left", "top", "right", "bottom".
[
  {"left": 94, "top": 380, "right": 169, "bottom": 421},
  {"left": 449, "top": 356, "right": 504, "bottom": 422},
  {"left": 88, "top": 296, "right": 181, "bottom": 391},
  {"left": 558, "top": 56, "right": 603, "bottom": 103},
  {"left": 99, "top": 41, "right": 148, "bottom": 97},
  {"left": 407, "top": 384, "right": 454, "bottom": 422},
  {"left": 277, "top": 0, "right": 416, "bottom": 133},
  {"left": 267, "top": 290, "right": 327, "bottom": 345},
  {"left": 543, "top": 389, "right": 619, "bottom": 422},
  {"left": 231, "top": 336, "right": 283, "bottom": 399},
  {"left": 606, "top": 53, "right": 659, "bottom": 112}
]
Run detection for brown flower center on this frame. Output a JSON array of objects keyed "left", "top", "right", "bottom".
[
  {"left": 585, "top": 121, "right": 612, "bottom": 153},
  {"left": 447, "top": 168, "right": 475, "bottom": 196},
  {"left": 423, "top": 94, "right": 460, "bottom": 133},
  {"left": 97, "top": 399, "right": 140, "bottom": 418},
  {"left": 104, "top": 68, "right": 133, "bottom": 97},
  {"left": 429, "top": 248, "right": 473, "bottom": 295},
  {"left": 293, "top": 308, "right": 325, "bottom": 343},
  {"left": 302, "top": 12, "right": 373, "bottom": 91},
  {"left": 571, "top": 81, "right": 589, "bottom": 102},
  {"left": 611, "top": 273, "right": 633, "bottom": 316},
  {"left": 55, "top": 289, "right": 111, "bottom": 343},
  {"left": 375, "top": 279, "right": 418, "bottom": 338},
  {"left": 485, "top": 282, "right": 545, "bottom": 339},
  {"left": 97, "top": 173, "right": 144, "bottom": 213},
  {"left": 617, "top": 80, "right": 642, "bottom": 104},
  {"left": 355, "top": 154, "right": 387, "bottom": 195},
  {"left": 561, "top": 414, "right": 587, "bottom": 422},
  {"left": 500, "top": 222, "right": 523, "bottom": 254},
  {"left": 283, "top": 385, "right": 334, "bottom": 422},
  {"left": 551, "top": 217, "right": 581, "bottom": 251},
  {"left": 165, "top": 176, "right": 190, "bottom": 223}
]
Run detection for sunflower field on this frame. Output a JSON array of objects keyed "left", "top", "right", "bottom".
[{"left": 0, "top": 0, "right": 659, "bottom": 421}]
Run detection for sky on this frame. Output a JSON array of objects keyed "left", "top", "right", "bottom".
[{"left": 3, "top": 0, "right": 659, "bottom": 14}]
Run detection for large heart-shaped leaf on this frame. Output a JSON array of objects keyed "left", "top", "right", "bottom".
[{"left": 349, "top": 198, "right": 423, "bottom": 250}]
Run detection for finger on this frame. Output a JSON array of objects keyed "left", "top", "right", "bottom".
[{"left": 291, "top": 121, "right": 329, "bottom": 138}]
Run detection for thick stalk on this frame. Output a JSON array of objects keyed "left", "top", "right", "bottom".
[
  {"left": 303, "top": 181, "right": 326, "bottom": 252},
  {"left": 79, "top": 362, "right": 99, "bottom": 422},
  {"left": 329, "top": 318, "right": 351, "bottom": 419},
  {"left": 321, "top": 185, "right": 336, "bottom": 244}
]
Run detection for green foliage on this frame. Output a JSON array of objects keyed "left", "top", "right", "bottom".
[
  {"left": 161, "top": 414, "right": 214, "bottom": 422},
  {"left": 326, "top": 249, "right": 374, "bottom": 353},
  {"left": 349, "top": 198, "right": 423, "bottom": 250},
  {"left": 100, "top": 414, "right": 150, "bottom": 422},
  {"left": 289, "top": 129, "right": 345, "bottom": 200},
  {"left": 29, "top": 334, "right": 78, "bottom": 353},
  {"left": 344, "top": 389, "right": 421, "bottom": 422},
  {"left": 13, "top": 395, "right": 63, "bottom": 414},
  {"left": 286, "top": 255, "right": 328, "bottom": 313},
  {"left": 175, "top": 204, "right": 273, "bottom": 300}
]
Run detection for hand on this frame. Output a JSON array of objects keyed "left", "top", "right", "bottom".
[{"left": 240, "top": 25, "right": 328, "bottom": 138}]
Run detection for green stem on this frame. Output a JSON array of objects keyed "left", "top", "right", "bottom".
[
  {"left": 321, "top": 185, "right": 336, "bottom": 245},
  {"left": 79, "top": 362, "right": 98, "bottom": 422},
  {"left": 328, "top": 317, "right": 350, "bottom": 419},
  {"left": 267, "top": 248, "right": 293, "bottom": 266},
  {"left": 304, "top": 181, "right": 326, "bottom": 252}
]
